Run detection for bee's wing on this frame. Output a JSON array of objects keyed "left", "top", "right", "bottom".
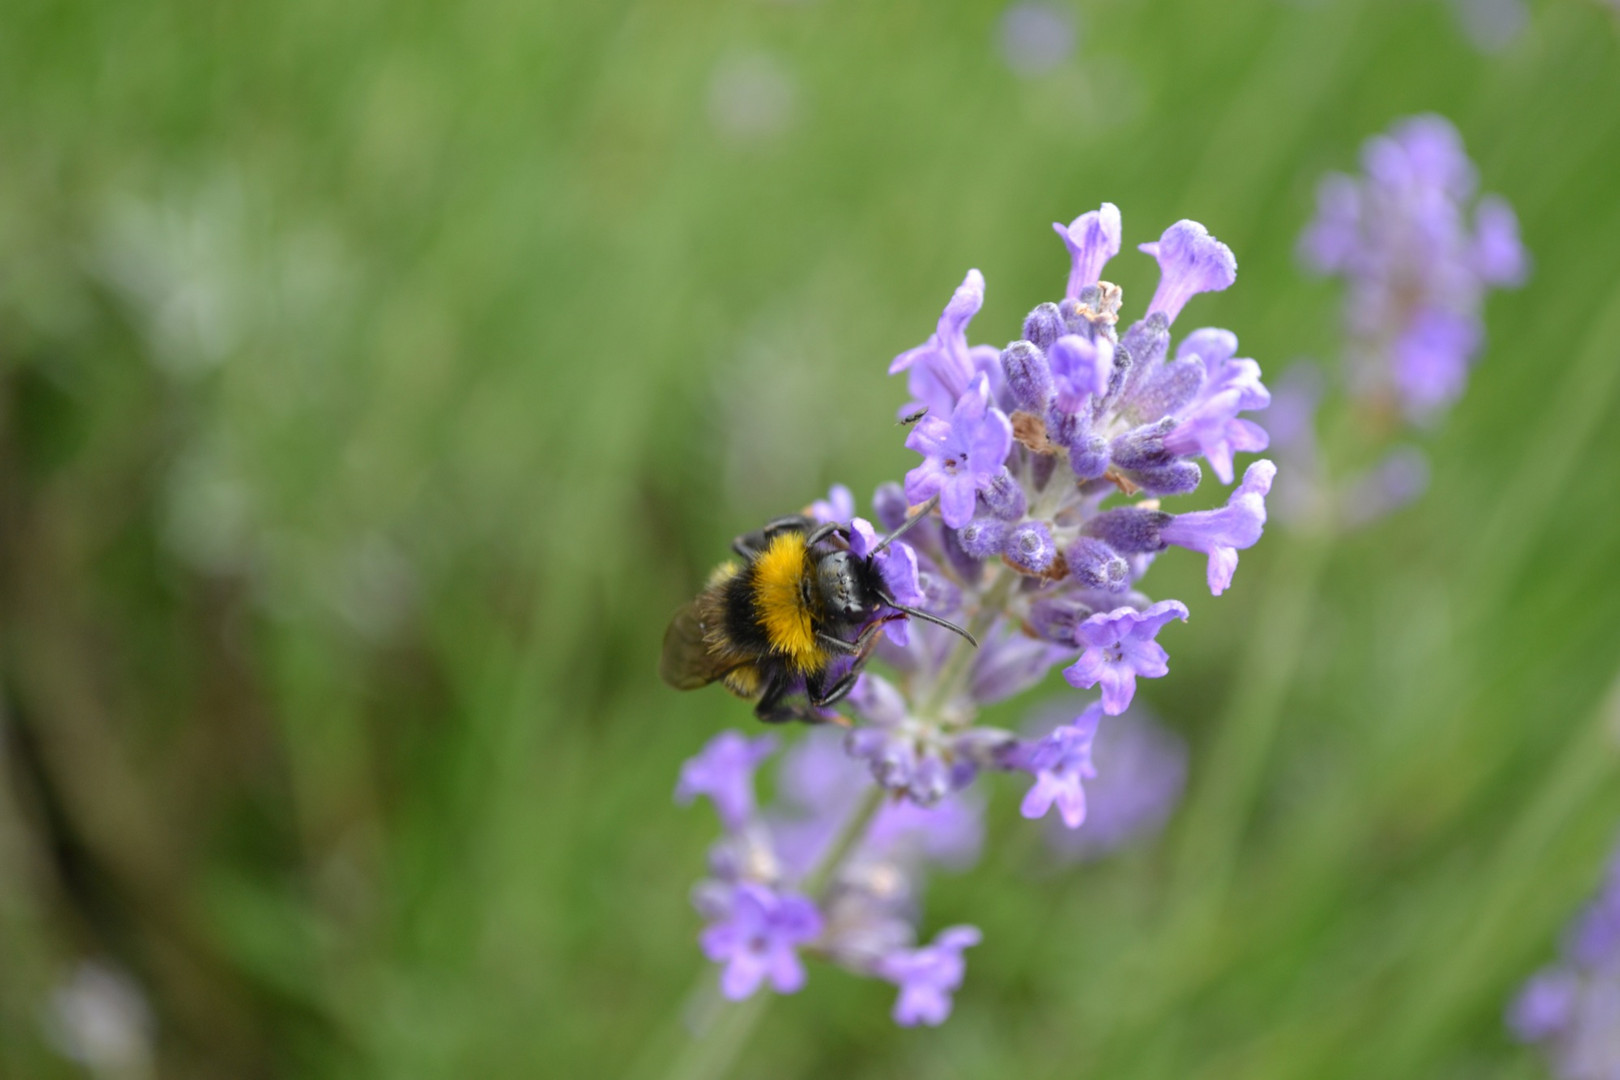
[{"left": 659, "top": 599, "right": 733, "bottom": 690}]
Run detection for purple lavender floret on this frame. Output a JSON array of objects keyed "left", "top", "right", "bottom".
[
  {"left": 676, "top": 731, "right": 779, "bottom": 831},
  {"left": 1510, "top": 970, "right": 1579, "bottom": 1043},
  {"left": 674, "top": 202, "right": 1277, "bottom": 1030},
  {"left": 808, "top": 484, "right": 855, "bottom": 525},
  {"left": 1508, "top": 842, "right": 1620, "bottom": 1077},
  {"left": 1063, "top": 601, "right": 1188, "bottom": 715},
  {"left": 1029, "top": 702, "right": 1188, "bottom": 862},
  {"left": 1055, "top": 203, "right": 1122, "bottom": 299},
  {"left": 1160, "top": 460, "right": 1276, "bottom": 596},
  {"left": 904, "top": 374, "right": 1014, "bottom": 529},
  {"left": 890, "top": 269, "right": 1004, "bottom": 419},
  {"left": 1016, "top": 703, "right": 1102, "bottom": 828},
  {"left": 1141, "top": 221, "right": 1237, "bottom": 325},
  {"left": 1300, "top": 114, "right": 1527, "bottom": 422},
  {"left": 875, "top": 926, "right": 982, "bottom": 1026},
  {"left": 1162, "top": 329, "right": 1272, "bottom": 485},
  {"left": 699, "top": 882, "right": 822, "bottom": 999}
]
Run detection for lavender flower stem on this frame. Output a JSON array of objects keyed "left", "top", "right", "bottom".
[
  {"left": 802, "top": 784, "right": 888, "bottom": 897},
  {"left": 919, "top": 566, "right": 1016, "bottom": 719},
  {"left": 660, "top": 988, "right": 770, "bottom": 1080}
]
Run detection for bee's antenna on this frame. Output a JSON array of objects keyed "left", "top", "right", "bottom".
[
  {"left": 871, "top": 495, "right": 940, "bottom": 557},
  {"left": 877, "top": 596, "right": 979, "bottom": 648}
]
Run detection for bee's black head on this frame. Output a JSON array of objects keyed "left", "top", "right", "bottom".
[{"left": 815, "top": 549, "right": 882, "bottom": 625}]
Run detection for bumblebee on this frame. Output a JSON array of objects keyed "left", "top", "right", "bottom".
[{"left": 659, "top": 504, "right": 976, "bottom": 723}]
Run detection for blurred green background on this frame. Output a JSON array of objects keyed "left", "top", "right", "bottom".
[{"left": 3, "top": 0, "right": 1619, "bottom": 1076}]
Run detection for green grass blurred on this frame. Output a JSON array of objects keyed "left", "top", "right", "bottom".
[{"left": 2, "top": 0, "right": 1619, "bottom": 1076}]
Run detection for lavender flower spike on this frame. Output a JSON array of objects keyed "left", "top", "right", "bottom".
[
  {"left": 1299, "top": 115, "right": 1527, "bottom": 422},
  {"left": 1064, "top": 602, "right": 1189, "bottom": 715},
  {"left": 904, "top": 373, "right": 1014, "bottom": 528},
  {"left": 1161, "top": 459, "right": 1276, "bottom": 595},
  {"left": 676, "top": 731, "right": 780, "bottom": 832},
  {"left": 1509, "top": 841, "right": 1620, "bottom": 1077},
  {"left": 876, "top": 926, "right": 982, "bottom": 1026},
  {"left": 670, "top": 201, "right": 1277, "bottom": 1032},
  {"left": 1140, "top": 220, "right": 1237, "bottom": 324},
  {"left": 889, "top": 269, "right": 1002, "bottom": 418},
  {"left": 1018, "top": 703, "right": 1102, "bottom": 828},
  {"left": 699, "top": 882, "right": 823, "bottom": 999},
  {"left": 1054, "top": 202, "right": 1122, "bottom": 299}
]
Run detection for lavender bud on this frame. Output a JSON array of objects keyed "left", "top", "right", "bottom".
[
  {"left": 1069, "top": 435, "right": 1110, "bottom": 480},
  {"left": 1129, "top": 357, "right": 1205, "bottom": 422},
  {"left": 873, "top": 482, "right": 910, "bottom": 531},
  {"left": 1109, "top": 418, "right": 1177, "bottom": 470},
  {"left": 1022, "top": 304, "right": 1064, "bottom": 351},
  {"left": 1084, "top": 507, "right": 1171, "bottom": 553},
  {"left": 1045, "top": 405, "right": 1084, "bottom": 449},
  {"left": 917, "top": 568, "right": 962, "bottom": 615},
  {"left": 971, "top": 634, "right": 1061, "bottom": 705},
  {"left": 1118, "top": 312, "right": 1170, "bottom": 399},
  {"left": 909, "top": 754, "right": 951, "bottom": 806},
  {"left": 1001, "top": 340, "right": 1055, "bottom": 412},
  {"left": 1065, "top": 537, "right": 1129, "bottom": 591},
  {"left": 939, "top": 520, "right": 984, "bottom": 582},
  {"left": 1027, "top": 594, "right": 1094, "bottom": 644},
  {"left": 1121, "top": 460, "right": 1202, "bottom": 496},
  {"left": 953, "top": 726, "right": 1021, "bottom": 770},
  {"left": 1003, "top": 520, "right": 1056, "bottom": 574},
  {"left": 955, "top": 516, "right": 1008, "bottom": 559},
  {"left": 980, "top": 468, "right": 1028, "bottom": 521}
]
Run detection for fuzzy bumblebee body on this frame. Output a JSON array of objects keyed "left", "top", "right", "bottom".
[{"left": 660, "top": 508, "right": 976, "bottom": 723}]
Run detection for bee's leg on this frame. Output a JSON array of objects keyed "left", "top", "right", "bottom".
[
  {"left": 804, "top": 522, "right": 849, "bottom": 549},
  {"left": 753, "top": 673, "right": 805, "bottom": 724},
  {"left": 809, "top": 666, "right": 862, "bottom": 711},
  {"left": 816, "top": 631, "right": 861, "bottom": 656},
  {"left": 817, "top": 613, "right": 904, "bottom": 660},
  {"left": 732, "top": 517, "right": 811, "bottom": 560}
]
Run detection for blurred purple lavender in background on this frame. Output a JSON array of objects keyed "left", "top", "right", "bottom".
[
  {"left": 1301, "top": 114, "right": 1526, "bottom": 425},
  {"left": 677, "top": 204, "right": 1275, "bottom": 1026},
  {"left": 1509, "top": 845, "right": 1620, "bottom": 1078},
  {"left": 1281, "top": 115, "right": 1525, "bottom": 532},
  {"left": 997, "top": 3, "right": 1078, "bottom": 76}
]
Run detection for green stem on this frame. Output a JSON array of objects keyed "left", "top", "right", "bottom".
[
  {"left": 804, "top": 783, "right": 887, "bottom": 895},
  {"left": 656, "top": 989, "right": 769, "bottom": 1080},
  {"left": 920, "top": 566, "right": 1015, "bottom": 720}
]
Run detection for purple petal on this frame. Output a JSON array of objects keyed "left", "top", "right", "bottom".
[
  {"left": 719, "top": 950, "right": 768, "bottom": 1000},
  {"left": 938, "top": 476, "right": 978, "bottom": 529},
  {"left": 766, "top": 946, "right": 807, "bottom": 994},
  {"left": 1097, "top": 663, "right": 1137, "bottom": 715},
  {"left": 808, "top": 484, "right": 855, "bottom": 525},
  {"left": 1054, "top": 203, "right": 1122, "bottom": 298},
  {"left": 1474, "top": 194, "right": 1528, "bottom": 287},
  {"left": 675, "top": 731, "right": 780, "bottom": 831}
]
